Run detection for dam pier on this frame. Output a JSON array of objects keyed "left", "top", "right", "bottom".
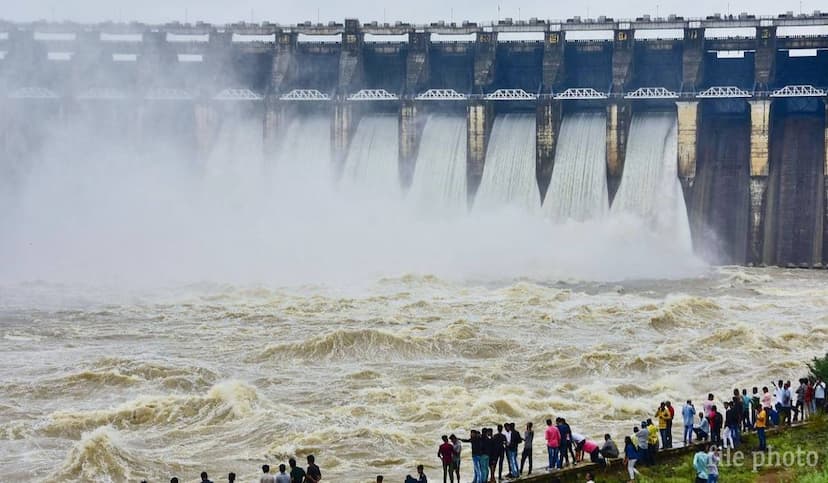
[{"left": 3, "top": 14, "right": 828, "bottom": 266}]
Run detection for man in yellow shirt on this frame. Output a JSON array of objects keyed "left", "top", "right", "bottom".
[
  {"left": 755, "top": 407, "right": 767, "bottom": 451},
  {"left": 656, "top": 402, "right": 671, "bottom": 449},
  {"left": 646, "top": 419, "right": 659, "bottom": 464}
]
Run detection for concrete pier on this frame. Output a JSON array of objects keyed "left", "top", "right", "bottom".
[
  {"left": 825, "top": 101, "right": 828, "bottom": 266},
  {"left": 399, "top": 100, "right": 421, "bottom": 189},
  {"left": 536, "top": 98, "right": 562, "bottom": 200},
  {"left": 676, "top": 100, "right": 699, "bottom": 197},
  {"left": 333, "top": 101, "right": 359, "bottom": 172},
  {"left": 467, "top": 100, "right": 491, "bottom": 201},
  {"left": 606, "top": 101, "right": 631, "bottom": 202},
  {"left": 749, "top": 99, "right": 771, "bottom": 265}
]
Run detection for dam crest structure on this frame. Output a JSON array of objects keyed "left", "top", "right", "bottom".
[{"left": 3, "top": 13, "right": 828, "bottom": 267}]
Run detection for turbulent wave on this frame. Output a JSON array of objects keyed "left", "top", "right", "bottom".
[
  {"left": 252, "top": 324, "right": 511, "bottom": 362},
  {"left": 649, "top": 295, "right": 722, "bottom": 330},
  {"left": 55, "top": 426, "right": 139, "bottom": 482},
  {"left": 4, "top": 359, "right": 220, "bottom": 400},
  {"left": 43, "top": 381, "right": 259, "bottom": 439},
  {"left": 715, "top": 266, "right": 773, "bottom": 288}
]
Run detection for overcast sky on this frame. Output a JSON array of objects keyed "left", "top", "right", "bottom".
[{"left": 2, "top": 0, "right": 821, "bottom": 25}]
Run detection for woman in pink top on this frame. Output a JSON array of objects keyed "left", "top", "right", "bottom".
[
  {"left": 581, "top": 439, "right": 604, "bottom": 464},
  {"left": 761, "top": 386, "right": 774, "bottom": 409}
]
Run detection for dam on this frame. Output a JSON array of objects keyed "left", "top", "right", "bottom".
[{"left": 2, "top": 13, "right": 828, "bottom": 267}]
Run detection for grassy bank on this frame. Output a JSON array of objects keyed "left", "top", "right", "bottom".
[{"left": 597, "top": 417, "right": 827, "bottom": 482}]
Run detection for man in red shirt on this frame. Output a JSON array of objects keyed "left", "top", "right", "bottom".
[{"left": 438, "top": 435, "right": 455, "bottom": 483}]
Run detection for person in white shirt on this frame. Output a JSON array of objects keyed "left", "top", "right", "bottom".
[
  {"left": 815, "top": 380, "right": 826, "bottom": 412},
  {"left": 570, "top": 432, "right": 586, "bottom": 462},
  {"left": 275, "top": 464, "right": 290, "bottom": 483},
  {"left": 773, "top": 380, "right": 784, "bottom": 409},
  {"left": 585, "top": 471, "right": 596, "bottom": 483},
  {"left": 259, "top": 464, "right": 276, "bottom": 483}
]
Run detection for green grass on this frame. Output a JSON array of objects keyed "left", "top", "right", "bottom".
[{"left": 590, "top": 416, "right": 828, "bottom": 482}]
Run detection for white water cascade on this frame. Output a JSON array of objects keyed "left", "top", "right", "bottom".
[
  {"left": 205, "top": 115, "right": 265, "bottom": 180},
  {"left": 273, "top": 113, "right": 332, "bottom": 186},
  {"left": 473, "top": 113, "right": 540, "bottom": 213},
  {"left": 611, "top": 112, "right": 692, "bottom": 251},
  {"left": 407, "top": 114, "right": 468, "bottom": 215},
  {"left": 542, "top": 112, "right": 608, "bottom": 222},
  {"left": 203, "top": 115, "right": 267, "bottom": 203},
  {"left": 341, "top": 114, "right": 400, "bottom": 199}
]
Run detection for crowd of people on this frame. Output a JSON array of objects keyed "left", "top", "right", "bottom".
[
  {"left": 420, "top": 377, "right": 825, "bottom": 483},
  {"left": 144, "top": 378, "right": 825, "bottom": 483}
]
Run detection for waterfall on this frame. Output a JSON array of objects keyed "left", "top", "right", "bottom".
[
  {"left": 542, "top": 112, "right": 608, "bottom": 222},
  {"left": 611, "top": 112, "right": 692, "bottom": 251},
  {"left": 341, "top": 114, "right": 400, "bottom": 199},
  {"left": 205, "top": 115, "right": 264, "bottom": 179},
  {"left": 473, "top": 113, "right": 540, "bottom": 212},
  {"left": 273, "top": 114, "right": 332, "bottom": 187},
  {"left": 408, "top": 114, "right": 467, "bottom": 214}
]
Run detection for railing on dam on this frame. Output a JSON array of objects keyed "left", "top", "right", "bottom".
[{"left": 8, "top": 85, "right": 828, "bottom": 101}]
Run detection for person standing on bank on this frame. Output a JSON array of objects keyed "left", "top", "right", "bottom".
[
  {"left": 755, "top": 405, "right": 768, "bottom": 451},
  {"left": 288, "top": 458, "right": 305, "bottom": 483},
  {"left": 665, "top": 401, "right": 675, "bottom": 448},
  {"left": 707, "top": 445, "right": 721, "bottom": 483},
  {"left": 492, "top": 424, "right": 506, "bottom": 481},
  {"left": 682, "top": 400, "right": 696, "bottom": 445},
  {"left": 656, "top": 402, "right": 671, "bottom": 450},
  {"left": 519, "top": 422, "right": 533, "bottom": 476},
  {"left": 544, "top": 419, "right": 561, "bottom": 471},
  {"left": 305, "top": 455, "right": 321, "bottom": 483},
  {"left": 260, "top": 465, "right": 276, "bottom": 483},
  {"left": 693, "top": 446, "right": 709, "bottom": 483},
  {"left": 623, "top": 436, "right": 641, "bottom": 482},
  {"left": 505, "top": 423, "right": 522, "bottom": 478},
  {"left": 815, "top": 379, "right": 826, "bottom": 412},
  {"left": 449, "top": 434, "right": 462, "bottom": 483},
  {"left": 438, "top": 435, "right": 455, "bottom": 483}
]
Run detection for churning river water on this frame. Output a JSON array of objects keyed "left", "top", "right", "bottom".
[{"left": 1, "top": 266, "right": 827, "bottom": 482}]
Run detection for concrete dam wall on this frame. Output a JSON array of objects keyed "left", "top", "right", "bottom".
[{"left": 2, "top": 14, "right": 828, "bottom": 267}]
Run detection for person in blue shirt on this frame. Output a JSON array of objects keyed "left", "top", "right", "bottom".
[
  {"left": 623, "top": 436, "right": 641, "bottom": 481},
  {"left": 682, "top": 400, "right": 696, "bottom": 445},
  {"left": 556, "top": 417, "right": 573, "bottom": 468},
  {"left": 693, "top": 447, "right": 709, "bottom": 483}
]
